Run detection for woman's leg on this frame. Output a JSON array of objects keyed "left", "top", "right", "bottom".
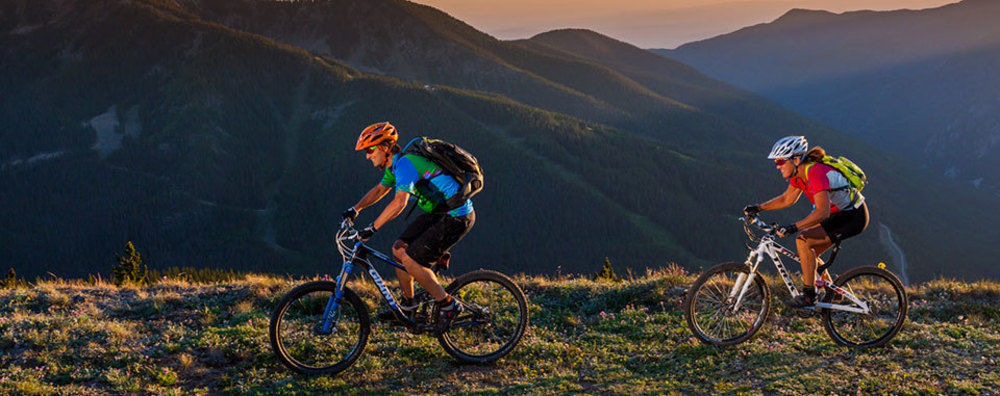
[{"left": 796, "top": 226, "right": 833, "bottom": 287}]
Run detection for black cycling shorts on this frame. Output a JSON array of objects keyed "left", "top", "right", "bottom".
[
  {"left": 398, "top": 211, "right": 475, "bottom": 267},
  {"left": 820, "top": 202, "right": 869, "bottom": 243}
]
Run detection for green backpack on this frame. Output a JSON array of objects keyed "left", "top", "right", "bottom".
[{"left": 804, "top": 155, "right": 867, "bottom": 192}]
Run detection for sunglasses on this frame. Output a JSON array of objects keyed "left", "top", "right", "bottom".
[
  {"left": 774, "top": 158, "right": 790, "bottom": 166},
  {"left": 365, "top": 146, "right": 380, "bottom": 154}
]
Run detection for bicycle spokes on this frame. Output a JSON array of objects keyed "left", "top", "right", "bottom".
[
  {"left": 689, "top": 266, "right": 769, "bottom": 344},
  {"left": 823, "top": 272, "right": 905, "bottom": 346},
  {"left": 440, "top": 272, "right": 528, "bottom": 361},
  {"left": 276, "top": 289, "right": 365, "bottom": 369}
]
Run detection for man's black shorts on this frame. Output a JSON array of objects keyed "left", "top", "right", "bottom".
[
  {"left": 398, "top": 211, "right": 475, "bottom": 267},
  {"left": 820, "top": 202, "right": 869, "bottom": 243}
]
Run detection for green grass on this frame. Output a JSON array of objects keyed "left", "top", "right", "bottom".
[{"left": 1, "top": 272, "right": 998, "bottom": 394}]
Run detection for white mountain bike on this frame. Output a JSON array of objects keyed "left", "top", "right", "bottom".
[{"left": 684, "top": 215, "right": 907, "bottom": 348}]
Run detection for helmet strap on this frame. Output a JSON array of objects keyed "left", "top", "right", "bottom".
[
  {"left": 380, "top": 150, "right": 394, "bottom": 169},
  {"left": 792, "top": 156, "right": 806, "bottom": 178}
]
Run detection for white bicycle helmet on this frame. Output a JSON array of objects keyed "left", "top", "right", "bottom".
[{"left": 767, "top": 136, "right": 808, "bottom": 159}]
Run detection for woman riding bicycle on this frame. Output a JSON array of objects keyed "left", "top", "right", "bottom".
[{"left": 744, "top": 136, "right": 869, "bottom": 308}]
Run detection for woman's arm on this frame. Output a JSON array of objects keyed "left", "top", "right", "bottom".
[
  {"left": 759, "top": 184, "right": 802, "bottom": 211},
  {"left": 794, "top": 190, "right": 832, "bottom": 230}
]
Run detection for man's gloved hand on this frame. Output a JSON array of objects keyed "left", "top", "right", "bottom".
[
  {"left": 342, "top": 207, "right": 358, "bottom": 221},
  {"left": 776, "top": 224, "right": 798, "bottom": 237},
  {"left": 358, "top": 224, "right": 378, "bottom": 240},
  {"left": 743, "top": 205, "right": 760, "bottom": 216}
]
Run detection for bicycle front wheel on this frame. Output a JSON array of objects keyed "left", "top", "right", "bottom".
[
  {"left": 269, "top": 281, "right": 370, "bottom": 375},
  {"left": 821, "top": 266, "right": 907, "bottom": 348},
  {"left": 685, "top": 262, "right": 771, "bottom": 346},
  {"left": 438, "top": 270, "right": 529, "bottom": 363}
]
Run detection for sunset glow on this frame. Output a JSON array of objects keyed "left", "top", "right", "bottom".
[{"left": 413, "top": 0, "right": 960, "bottom": 48}]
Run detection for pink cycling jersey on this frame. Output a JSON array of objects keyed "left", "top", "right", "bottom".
[{"left": 789, "top": 163, "right": 863, "bottom": 213}]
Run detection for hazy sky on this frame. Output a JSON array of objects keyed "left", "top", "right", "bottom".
[{"left": 413, "top": 0, "right": 960, "bottom": 48}]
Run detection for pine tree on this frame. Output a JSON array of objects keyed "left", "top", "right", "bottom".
[
  {"left": 593, "top": 257, "right": 621, "bottom": 282},
  {"left": 113, "top": 241, "right": 148, "bottom": 286}
]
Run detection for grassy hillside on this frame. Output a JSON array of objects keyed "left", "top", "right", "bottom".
[{"left": 2, "top": 269, "right": 999, "bottom": 394}]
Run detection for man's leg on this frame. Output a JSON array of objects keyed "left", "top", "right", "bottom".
[
  {"left": 391, "top": 213, "right": 440, "bottom": 299},
  {"left": 402, "top": 212, "right": 475, "bottom": 302},
  {"left": 392, "top": 240, "right": 416, "bottom": 299},
  {"left": 398, "top": 250, "right": 448, "bottom": 301}
]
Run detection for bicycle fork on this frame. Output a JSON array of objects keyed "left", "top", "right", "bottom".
[
  {"left": 318, "top": 260, "right": 356, "bottom": 335},
  {"left": 730, "top": 250, "right": 764, "bottom": 311}
]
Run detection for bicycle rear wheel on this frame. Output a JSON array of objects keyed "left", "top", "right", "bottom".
[
  {"left": 438, "top": 270, "right": 528, "bottom": 363},
  {"left": 685, "top": 262, "right": 771, "bottom": 346},
  {"left": 821, "top": 266, "right": 907, "bottom": 348},
  {"left": 269, "top": 281, "right": 370, "bottom": 375}
]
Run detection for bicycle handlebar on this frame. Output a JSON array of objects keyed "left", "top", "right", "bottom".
[
  {"left": 335, "top": 219, "right": 361, "bottom": 259},
  {"left": 739, "top": 214, "right": 776, "bottom": 235}
]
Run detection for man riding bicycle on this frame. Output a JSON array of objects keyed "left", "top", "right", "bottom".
[
  {"left": 744, "top": 136, "right": 869, "bottom": 308},
  {"left": 342, "top": 121, "right": 475, "bottom": 334}
]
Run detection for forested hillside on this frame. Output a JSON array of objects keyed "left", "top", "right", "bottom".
[{"left": 2, "top": 0, "right": 998, "bottom": 282}]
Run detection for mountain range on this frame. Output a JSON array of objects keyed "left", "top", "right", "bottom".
[
  {"left": 658, "top": 0, "right": 1000, "bottom": 195},
  {"left": 2, "top": 0, "right": 998, "bottom": 282}
]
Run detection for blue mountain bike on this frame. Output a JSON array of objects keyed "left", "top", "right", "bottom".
[{"left": 269, "top": 219, "right": 529, "bottom": 375}]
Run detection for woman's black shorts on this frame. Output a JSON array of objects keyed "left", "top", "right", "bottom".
[
  {"left": 820, "top": 202, "right": 869, "bottom": 243},
  {"left": 398, "top": 211, "right": 475, "bottom": 267}
]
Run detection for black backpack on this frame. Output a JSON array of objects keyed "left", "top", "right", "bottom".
[{"left": 401, "top": 137, "right": 484, "bottom": 211}]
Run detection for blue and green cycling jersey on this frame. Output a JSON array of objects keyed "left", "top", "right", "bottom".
[{"left": 380, "top": 154, "right": 474, "bottom": 217}]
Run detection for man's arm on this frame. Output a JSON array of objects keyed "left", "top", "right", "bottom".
[
  {"left": 353, "top": 184, "right": 392, "bottom": 212},
  {"left": 372, "top": 190, "right": 411, "bottom": 230}
]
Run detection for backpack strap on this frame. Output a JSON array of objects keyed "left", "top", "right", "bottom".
[
  {"left": 401, "top": 137, "right": 423, "bottom": 154},
  {"left": 801, "top": 162, "right": 815, "bottom": 182}
]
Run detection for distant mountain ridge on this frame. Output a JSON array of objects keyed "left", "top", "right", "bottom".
[
  {"left": 176, "top": 0, "right": 825, "bottom": 152},
  {"left": 658, "top": 0, "right": 1000, "bottom": 194}
]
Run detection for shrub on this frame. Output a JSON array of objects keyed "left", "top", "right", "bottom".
[{"left": 2, "top": 267, "right": 29, "bottom": 289}]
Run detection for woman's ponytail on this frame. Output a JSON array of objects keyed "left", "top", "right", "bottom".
[{"left": 803, "top": 146, "right": 826, "bottom": 163}]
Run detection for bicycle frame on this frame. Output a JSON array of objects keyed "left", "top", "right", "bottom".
[
  {"left": 318, "top": 221, "right": 421, "bottom": 334},
  {"left": 732, "top": 218, "right": 871, "bottom": 314}
]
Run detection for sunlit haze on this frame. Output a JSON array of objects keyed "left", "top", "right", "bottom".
[{"left": 413, "top": 0, "right": 960, "bottom": 48}]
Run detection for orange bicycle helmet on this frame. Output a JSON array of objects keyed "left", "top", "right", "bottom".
[{"left": 355, "top": 122, "right": 398, "bottom": 151}]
